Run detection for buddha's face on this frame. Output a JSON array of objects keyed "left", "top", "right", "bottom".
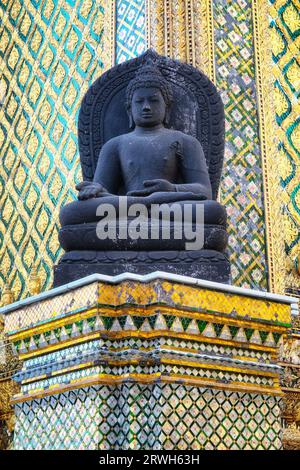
[{"left": 131, "top": 87, "right": 166, "bottom": 128}]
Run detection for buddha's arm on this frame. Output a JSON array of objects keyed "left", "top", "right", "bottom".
[
  {"left": 76, "top": 138, "right": 122, "bottom": 200},
  {"left": 93, "top": 138, "right": 122, "bottom": 194},
  {"left": 176, "top": 136, "right": 212, "bottom": 199}
]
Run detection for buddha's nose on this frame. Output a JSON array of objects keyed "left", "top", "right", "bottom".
[{"left": 142, "top": 101, "right": 151, "bottom": 111}]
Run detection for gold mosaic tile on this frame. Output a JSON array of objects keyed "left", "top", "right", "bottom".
[{"left": 98, "top": 280, "right": 291, "bottom": 324}]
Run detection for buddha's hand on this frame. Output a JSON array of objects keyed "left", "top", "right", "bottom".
[
  {"left": 127, "top": 179, "right": 175, "bottom": 197},
  {"left": 76, "top": 181, "right": 108, "bottom": 200}
]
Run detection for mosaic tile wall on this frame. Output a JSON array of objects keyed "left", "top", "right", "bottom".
[
  {"left": 213, "top": 0, "right": 267, "bottom": 291},
  {"left": 0, "top": 0, "right": 105, "bottom": 299},
  {"left": 116, "top": 0, "right": 146, "bottom": 63},
  {"left": 13, "top": 384, "right": 282, "bottom": 450},
  {"left": 269, "top": 0, "right": 300, "bottom": 292}
]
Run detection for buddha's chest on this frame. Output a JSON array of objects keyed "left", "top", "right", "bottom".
[{"left": 119, "top": 138, "right": 180, "bottom": 176}]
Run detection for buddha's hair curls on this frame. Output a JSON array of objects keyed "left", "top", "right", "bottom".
[{"left": 125, "top": 64, "right": 173, "bottom": 109}]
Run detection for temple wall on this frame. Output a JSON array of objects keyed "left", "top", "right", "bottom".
[
  {"left": 214, "top": 0, "right": 267, "bottom": 290},
  {"left": 116, "top": 0, "right": 146, "bottom": 63},
  {"left": 0, "top": 0, "right": 299, "bottom": 298},
  {"left": 269, "top": 0, "right": 300, "bottom": 296},
  {"left": 0, "top": 0, "right": 106, "bottom": 299}
]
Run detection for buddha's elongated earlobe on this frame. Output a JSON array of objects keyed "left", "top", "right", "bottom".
[
  {"left": 127, "top": 108, "right": 134, "bottom": 129},
  {"left": 164, "top": 107, "right": 170, "bottom": 127}
]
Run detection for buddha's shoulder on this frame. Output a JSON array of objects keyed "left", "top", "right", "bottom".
[
  {"left": 103, "top": 134, "right": 124, "bottom": 150},
  {"left": 166, "top": 129, "right": 199, "bottom": 145},
  {"left": 105, "top": 131, "right": 137, "bottom": 145}
]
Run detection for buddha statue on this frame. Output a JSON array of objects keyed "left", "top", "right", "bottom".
[
  {"left": 75, "top": 64, "right": 212, "bottom": 203},
  {"left": 54, "top": 50, "right": 230, "bottom": 286}
]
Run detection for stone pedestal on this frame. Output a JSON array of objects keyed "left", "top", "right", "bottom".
[
  {"left": 1, "top": 272, "right": 297, "bottom": 450},
  {"left": 53, "top": 250, "right": 231, "bottom": 287}
]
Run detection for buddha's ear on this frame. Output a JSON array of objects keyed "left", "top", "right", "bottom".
[
  {"left": 127, "top": 107, "right": 135, "bottom": 129},
  {"left": 164, "top": 107, "right": 171, "bottom": 127}
]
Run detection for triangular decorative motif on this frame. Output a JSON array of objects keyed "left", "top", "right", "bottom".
[
  {"left": 110, "top": 318, "right": 122, "bottom": 332},
  {"left": 250, "top": 330, "right": 262, "bottom": 344},
  {"left": 219, "top": 325, "right": 232, "bottom": 340},
  {"left": 235, "top": 328, "right": 247, "bottom": 342},
  {"left": 94, "top": 316, "right": 105, "bottom": 331},
  {"left": 264, "top": 332, "right": 275, "bottom": 347},
  {"left": 140, "top": 319, "right": 152, "bottom": 332},
  {"left": 117, "top": 316, "right": 127, "bottom": 329},
  {"left": 28, "top": 337, "right": 37, "bottom": 351},
  {"left": 164, "top": 315, "right": 175, "bottom": 329},
  {"left": 87, "top": 316, "right": 97, "bottom": 330},
  {"left": 154, "top": 314, "right": 168, "bottom": 330},
  {"left": 75, "top": 320, "right": 83, "bottom": 334},
  {"left": 64, "top": 324, "right": 72, "bottom": 336},
  {"left": 82, "top": 320, "right": 92, "bottom": 334},
  {"left": 213, "top": 323, "right": 224, "bottom": 337},
  {"left": 229, "top": 326, "right": 239, "bottom": 339},
  {"left": 132, "top": 316, "right": 145, "bottom": 330},
  {"left": 181, "top": 317, "right": 192, "bottom": 331},
  {"left": 44, "top": 330, "right": 51, "bottom": 341},
  {"left": 186, "top": 319, "right": 199, "bottom": 335},
  {"left": 54, "top": 327, "right": 61, "bottom": 340},
  {"left": 49, "top": 330, "right": 58, "bottom": 344},
  {"left": 202, "top": 323, "right": 216, "bottom": 338},
  {"left": 259, "top": 331, "right": 268, "bottom": 344},
  {"left": 60, "top": 326, "right": 70, "bottom": 341},
  {"left": 148, "top": 315, "right": 157, "bottom": 329},
  {"left": 19, "top": 340, "right": 27, "bottom": 354},
  {"left": 123, "top": 316, "right": 137, "bottom": 331},
  {"left": 273, "top": 332, "right": 281, "bottom": 345},
  {"left": 71, "top": 323, "right": 80, "bottom": 338},
  {"left": 33, "top": 334, "right": 40, "bottom": 348},
  {"left": 39, "top": 333, "right": 47, "bottom": 348},
  {"left": 197, "top": 320, "right": 208, "bottom": 333},
  {"left": 101, "top": 316, "right": 114, "bottom": 331},
  {"left": 244, "top": 328, "right": 254, "bottom": 341},
  {"left": 12, "top": 342, "right": 20, "bottom": 354},
  {"left": 171, "top": 317, "right": 184, "bottom": 333},
  {"left": 23, "top": 337, "right": 30, "bottom": 347}
]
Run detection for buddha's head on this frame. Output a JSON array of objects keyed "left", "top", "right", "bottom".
[{"left": 126, "top": 64, "right": 173, "bottom": 129}]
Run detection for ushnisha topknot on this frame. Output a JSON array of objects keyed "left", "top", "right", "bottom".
[{"left": 125, "top": 63, "right": 173, "bottom": 110}]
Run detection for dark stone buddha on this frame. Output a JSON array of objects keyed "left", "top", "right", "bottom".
[
  {"left": 60, "top": 66, "right": 225, "bottom": 231},
  {"left": 54, "top": 51, "right": 230, "bottom": 286}
]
